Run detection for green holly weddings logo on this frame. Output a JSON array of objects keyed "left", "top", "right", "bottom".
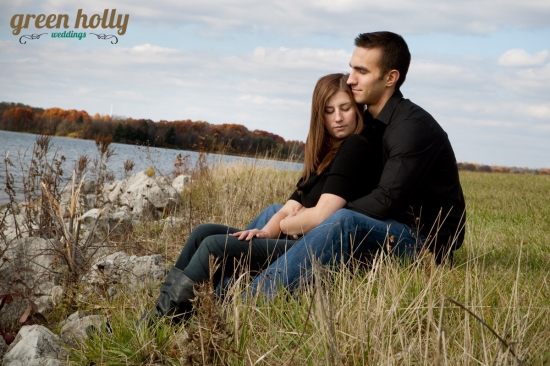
[{"left": 10, "top": 9, "right": 129, "bottom": 44}]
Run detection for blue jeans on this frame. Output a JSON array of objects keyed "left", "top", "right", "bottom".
[{"left": 246, "top": 204, "right": 425, "bottom": 296}]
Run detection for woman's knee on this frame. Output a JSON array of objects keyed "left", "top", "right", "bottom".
[
  {"left": 199, "top": 235, "right": 231, "bottom": 258},
  {"left": 190, "top": 223, "right": 232, "bottom": 241},
  {"left": 193, "top": 223, "right": 224, "bottom": 234}
]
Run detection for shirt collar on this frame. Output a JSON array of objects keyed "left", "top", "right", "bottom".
[{"left": 369, "top": 89, "right": 403, "bottom": 126}]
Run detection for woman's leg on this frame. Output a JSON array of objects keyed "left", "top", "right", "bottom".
[
  {"left": 173, "top": 223, "right": 241, "bottom": 271},
  {"left": 149, "top": 224, "right": 240, "bottom": 322},
  {"left": 182, "top": 235, "right": 296, "bottom": 286},
  {"left": 154, "top": 228, "right": 295, "bottom": 321}
]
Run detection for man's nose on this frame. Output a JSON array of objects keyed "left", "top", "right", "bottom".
[{"left": 347, "top": 71, "right": 356, "bottom": 85}]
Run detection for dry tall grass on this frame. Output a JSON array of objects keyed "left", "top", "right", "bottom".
[{"left": 69, "top": 162, "right": 550, "bottom": 365}]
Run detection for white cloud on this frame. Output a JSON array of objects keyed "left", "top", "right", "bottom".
[
  {"left": 523, "top": 103, "right": 550, "bottom": 119},
  {"left": 498, "top": 49, "right": 549, "bottom": 67},
  {"left": 533, "top": 124, "right": 550, "bottom": 132},
  {"left": 238, "top": 94, "right": 307, "bottom": 107},
  {"left": 131, "top": 43, "right": 180, "bottom": 54},
  {"left": 498, "top": 63, "right": 550, "bottom": 98}
]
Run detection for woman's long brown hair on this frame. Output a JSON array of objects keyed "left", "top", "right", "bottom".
[{"left": 302, "top": 73, "right": 364, "bottom": 182}]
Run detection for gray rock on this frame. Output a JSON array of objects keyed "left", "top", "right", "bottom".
[
  {"left": 80, "top": 209, "right": 133, "bottom": 238},
  {"left": 0, "top": 297, "right": 27, "bottom": 331},
  {"left": 0, "top": 212, "right": 27, "bottom": 242},
  {"left": 0, "top": 238, "right": 61, "bottom": 326},
  {"left": 59, "top": 186, "right": 72, "bottom": 207},
  {"left": 0, "top": 238, "right": 57, "bottom": 291},
  {"left": 60, "top": 312, "right": 103, "bottom": 348},
  {"left": 33, "top": 285, "right": 63, "bottom": 314},
  {"left": 0, "top": 339, "right": 8, "bottom": 363},
  {"left": 84, "top": 194, "right": 97, "bottom": 209},
  {"left": 1, "top": 325, "right": 65, "bottom": 366},
  {"left": 104, "top": 171, "right": 182, "bottom": 219},
  {"left": 83, "top": 251, "right": 166, "bottom": 298},
  {"left": 2, "top": 237, "right": 56, "bottom": 272},
  {"left": 82, "top": 180, "right": 97, "bottom": 195},
  {"left": 172, "top": 174, "right": 190, "bottom": 193}
]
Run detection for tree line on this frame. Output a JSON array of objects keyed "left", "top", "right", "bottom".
[{"left": 0, "top": 102, "right": 304, "bottom": 160}]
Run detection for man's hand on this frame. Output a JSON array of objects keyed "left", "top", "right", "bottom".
[{"left": 231, "top": 229, "right": 269, "bottom": 241}]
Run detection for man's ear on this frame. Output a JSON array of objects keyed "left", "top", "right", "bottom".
[{"left": 385, "top": 70, "right": 400, "bottom": 88}]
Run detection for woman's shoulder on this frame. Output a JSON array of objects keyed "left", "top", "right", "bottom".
[
  {"left": 342, "top": 133, "right": 369, "bottom": 144},
  {"left": 337, "top": 134, "right": 372, "bottom": 154}
]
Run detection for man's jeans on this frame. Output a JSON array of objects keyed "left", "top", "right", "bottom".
[{"left": 245, "top": 204, "right": 425, "bottom": 296}]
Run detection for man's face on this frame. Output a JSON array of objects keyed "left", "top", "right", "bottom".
[{"left": 347, "top": 47, "right": 387, "bottom": 107}]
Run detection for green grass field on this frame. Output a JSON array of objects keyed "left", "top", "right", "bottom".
[{"left": 66, "top": 165, "right": 550, "bottom": 365}]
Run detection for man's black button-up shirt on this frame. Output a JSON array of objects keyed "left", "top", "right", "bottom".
[{"left": 347, "top": 90, "right": 466, "bottom": 256}]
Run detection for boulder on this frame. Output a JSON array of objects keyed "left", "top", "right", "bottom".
[
  {"left": 83, "top": 251, "right": 166, "bottom": 298},
  {"left": 80, "top": 209, "right": 133, "bottom": 238},
  {"left": 0, "top": 212, "right": 27, "bottom": 242},
  {"left": 103, "top": 171, "right": 182, "bottom": 218},
  {"left": 1, "top": 237, "right": 56, "bottom": 274},
  {"left": 172, "top": 175, "right": 190, "bottom": 193},
  {"left": 33, "top": 285, "right": 63, "bottom": 314},
  {"left": 82, "top": 180, "right": 97, "bottom": 195},
  {"left": 60, "top": 312, "right": 103, "bottom": 348},
  {"left": 0, "top": 238, "right": 61, "bottom": 326},
  {"left": 1, "top": 325, "right": 65, "bottom": 366},
  {"left": 0, "top": 340, "right": 8, "bottom": 363}
]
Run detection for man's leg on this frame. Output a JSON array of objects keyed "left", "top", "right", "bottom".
[{"left": 250, "top": 209, "right": 424, "bottom": 296}]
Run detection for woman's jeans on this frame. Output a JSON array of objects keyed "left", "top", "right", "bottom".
[
  {"left": 174, "top": 223, "right": 296, "bottom": 286},
  {"left": 247, "top": 204, "right": 425, "bottom": 296}
]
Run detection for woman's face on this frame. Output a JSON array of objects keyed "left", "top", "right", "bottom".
[{"left": 324, "top": 91, "right": 357, "bottom": 140}]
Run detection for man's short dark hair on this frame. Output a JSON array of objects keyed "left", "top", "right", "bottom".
[{"left": 354, "top": 31, "right": 411, "bottom": 89}]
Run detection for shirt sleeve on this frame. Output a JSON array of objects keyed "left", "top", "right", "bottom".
[
  {"left": 322, "top": 134, "right": 375, "bottom": 200},
  {"left": 347, "top": 118, "right": 444, "bottom": 219},
  {"left": 288, "top": 189, "right": 301, "bottom": 203}
]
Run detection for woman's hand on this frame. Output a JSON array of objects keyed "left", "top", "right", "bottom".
[
  {"left": 279, "top": 194, "right": 346, "bottom": 236},
  {"left": 231, "top": 229, "right": 269, "bottom": 241}
]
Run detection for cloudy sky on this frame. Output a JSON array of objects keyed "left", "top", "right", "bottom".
[{"left": 1, "top": 0, "right": 549, "bottom": 168}]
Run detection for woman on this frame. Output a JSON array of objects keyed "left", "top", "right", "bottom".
[{"left": 151, "top": 73, "right": 382, "bottom": 320}]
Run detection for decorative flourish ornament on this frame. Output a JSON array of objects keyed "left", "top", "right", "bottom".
[
  {"left": 89, "top": 33, "right": 118, "bottom": 44},
  {"left": 19, "top": 33, "right": 48, "bottom": 44}
]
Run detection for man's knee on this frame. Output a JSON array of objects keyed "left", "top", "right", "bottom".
[
  {"left": 246, "top": 204, "right": 283, "bottom": 230},
  {"left": 320, "top": 209, "right": 370, "bottom": 230}
]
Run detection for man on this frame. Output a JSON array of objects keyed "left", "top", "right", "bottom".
[{"left": 245, "top": 31, "right": 466, "bottom": 295}]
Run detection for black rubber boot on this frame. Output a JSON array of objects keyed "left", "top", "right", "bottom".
[
  {"left": 160, "top": 267, "right": 184, "bottom": 292},
  {"left": 138, "top": 268, "right": 194, "bottom": 328},
  {"left": 154, "top": 272, "right": 196, "bottom": 319}
]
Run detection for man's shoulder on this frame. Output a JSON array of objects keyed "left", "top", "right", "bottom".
[
  {"left": 394, "top": 97, "right": 437, "bottom": 124},
  {"left": 390, "top": 97, "right": 445, "bottom": 135}
]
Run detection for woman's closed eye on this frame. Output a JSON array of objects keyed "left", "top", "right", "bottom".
[{"left": 325, "top": 104, "right": 351, "bottom": 114}]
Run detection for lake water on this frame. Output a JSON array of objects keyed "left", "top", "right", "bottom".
[{"left": 0, "top": 130, "right": 303, "bottom": 205}]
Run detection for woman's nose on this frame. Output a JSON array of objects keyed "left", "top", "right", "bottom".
[{"left": 335, "top": 110, "right": 343, "bottom": 122}]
